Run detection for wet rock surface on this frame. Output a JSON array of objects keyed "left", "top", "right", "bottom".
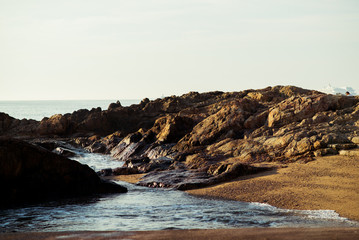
[
  {"left": 1, "top": 85, "right": 359, "bottom": 191},
  {"left": 138, "top": 163, "right": 269, "bottom": 190}
]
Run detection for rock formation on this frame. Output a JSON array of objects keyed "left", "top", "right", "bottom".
[
  {"left": 1, "top": 85, "right": 359, "bottom": 190},
  {"left": 0, "top": 138, "right": 127, "bottom": 207}
]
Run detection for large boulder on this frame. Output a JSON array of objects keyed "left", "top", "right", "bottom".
[
  {"left": 175, "top": 98, "right": 260, "bottom": 151},
  {"left": 0, "top": 138, "right": 127, "bottom": 207}
]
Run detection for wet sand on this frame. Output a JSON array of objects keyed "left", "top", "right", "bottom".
[
  {"left": 1, "top": 228, "right": 359, "bottom": 240},
  {"left": 111, "top": 155, "right": 359, "bottom": 221},
  {"left": 188, "top": 155, "right": 359, "bottom": 221},
  {"left": 110, "top": 173, "right": 146, "bottom": 184}
]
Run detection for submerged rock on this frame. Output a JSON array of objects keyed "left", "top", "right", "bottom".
[{"left": 0, "top": 138, "right": 127, "bottom": 207}]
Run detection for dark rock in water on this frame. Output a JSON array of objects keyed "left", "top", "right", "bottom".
[
  {"left": 97, "top": 168, "right": 113, "bottom": 177},
  {"left": 86, "top": 141, "right": 106, "bottom": 153},
  {"left": 0, "top": 138, "right": 127, "bottom": 207},
  {"left": 123, "top": 156, "right": 151, "bottom": 168},
  {"left": 137, "top": 169, "right": 211, "bottom": 189},
  {"left": 138, "top": 163, "right": 269, "bottom": 190},
  {"left": 117, "top": 156, "right": 175, "bottom": 174},
  {"left": 53, "top": 147, "right": 77, "bottom": 157},
  {"left": 113, "top": 167, "right": 139, "bottom": 175}
]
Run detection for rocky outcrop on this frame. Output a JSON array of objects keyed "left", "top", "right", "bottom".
[
  {"left": 137, "top": 163, "right": 270, "bottom": 190},
  {"left": 0, "top": 138, "right": 127, "bottom": 207},
  {"left": 1, "top": 86, "right": 359, "bottom": 191},
  {"left": 0, "top": 113, "right": 38, "bottom": 137}
]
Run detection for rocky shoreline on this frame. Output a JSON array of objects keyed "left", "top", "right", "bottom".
[{"left": 1, "top": 85, "right": 359, "bottom": 206}]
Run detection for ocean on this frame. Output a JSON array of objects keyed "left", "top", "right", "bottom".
[
  {"left": 0, "top": 100, "right": 358, "bottom": 232},
  {"left": 0, "top": 99, "right": 140, "bottom": 121}
]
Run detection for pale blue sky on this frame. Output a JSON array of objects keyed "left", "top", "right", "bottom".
[{"left": 1, "top": 0, "right": 358, "bottom": 100}]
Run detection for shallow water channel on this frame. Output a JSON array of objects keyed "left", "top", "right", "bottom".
[{"left": 1, "top": 151, "right": 358, "bottom": 232}]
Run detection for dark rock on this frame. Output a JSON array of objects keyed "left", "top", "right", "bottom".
[
  {"left": 86, "top": 142, "right": 106, "bottom": 153},
  {"left": 137, "top": 169, "right": 211, "bottom": 189},
  {"left": 138, "top": 163, "right": 270, "bottom": 190},
  {"left": 0, "top": 138, "right": 127, "bottom": 207},
  {"left": 113, "top": 167, "right": 139, "bottom": 175},
  {"left": 108, "top": 100, "right": 122, "bottom": 110},
  {"left": 97, "top": 168, "right": 113, "bottom": 177},
  {"left": 53, "top": 147, "right": 77, "bottom": 157},
  {"left": 138, "top": 157, "right": 174, "bottom": 173}
]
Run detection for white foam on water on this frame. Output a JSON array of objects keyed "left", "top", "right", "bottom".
[
  {"left": 249, "top": 202, "right": 357, "bottom": 225},
  {"left": 70, "top": 152, "right": 123, "bottom": 172}
]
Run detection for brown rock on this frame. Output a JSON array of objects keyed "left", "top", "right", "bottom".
[{"left": 38, "top": 114, "right": 70, "bottom": 135}]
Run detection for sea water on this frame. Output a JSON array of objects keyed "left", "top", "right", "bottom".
[
  {"left": 0, "top": 101, "right": 358, "bottom": 232},
  {"left": 0, "top": 99, "right": 140, "bottom": 121}
]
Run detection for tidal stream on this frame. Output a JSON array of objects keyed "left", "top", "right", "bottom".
[{"left": 1, "top": 151, "right": 358, "bottom": 232}]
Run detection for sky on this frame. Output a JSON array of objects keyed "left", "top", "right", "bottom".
[{"left": 0, "top": 0, "right": 359, "bottom": 100}]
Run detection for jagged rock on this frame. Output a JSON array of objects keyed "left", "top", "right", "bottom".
[
  {"left": 108, "top": 100, "right": 122, "bottom": 110},
  {"left": 110, "top": 132, "right": 148, "bottom": 160},
  {"left": 2, "top": 86, "right": 359, "bottom": 191},
  {"left": 0, "top": 138, "right": 127, "bottom": 207},
  {"left": 38, "top": 114, "right": 70, "bottom": 135},
  {"left": 86, "top": 141, "right": 106, "bottom": 153},
  {"left": 267, "top": 94, "right": 358, "bottom": 128},
  {"left": 175, "top": 98, "right": 260, "bottom": 151},
  {"left": 113, "top": 167, "right": 139, "bottom": 175},
  {"left": 150, "top": 115, "right": 196, "bottom": 144},
  {"left": 138, "top": 163, "right": 269, "bottom": 190},
  {"left": 145, "top": 143, "right": 176, "bottom": 160},
  {"left": 118, "top": 156, "right": 175, "bottom": 174}
]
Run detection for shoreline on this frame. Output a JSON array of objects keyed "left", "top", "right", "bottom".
[
  {"left": 1, "top": 228, "right": 359, "bottom": 240},
  {"left": 112, "top": 155, "right": 359, "bottom": 222},
  {"left": 187, "top": 155, "right": 359, "bottom": 222}
]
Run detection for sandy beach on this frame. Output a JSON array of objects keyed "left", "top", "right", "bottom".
[
  {"left": 187, "top": 155, "right": 359, "bottom": 221},
  {"left": 113, "top": 155, "right": 359, "bottom": 221}
]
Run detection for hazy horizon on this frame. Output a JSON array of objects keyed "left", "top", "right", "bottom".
[
  {"left": 1, "top": 0, "right": 358, "bottom": 100},
  {"left": 0, "top": 84, "right": 357, "bottom": 101}
]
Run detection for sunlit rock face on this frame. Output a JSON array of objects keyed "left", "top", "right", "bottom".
[{"left": 1, "top": 85, "right": 359, "bottom": 190}]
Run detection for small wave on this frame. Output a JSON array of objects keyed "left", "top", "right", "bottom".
[{"left": 249, "top": 202, "right": 358, "bottom": 225}]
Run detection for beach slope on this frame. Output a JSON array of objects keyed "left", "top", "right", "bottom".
[{"left": 188, "top": 155, "right": 359, "bottom": 221}]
